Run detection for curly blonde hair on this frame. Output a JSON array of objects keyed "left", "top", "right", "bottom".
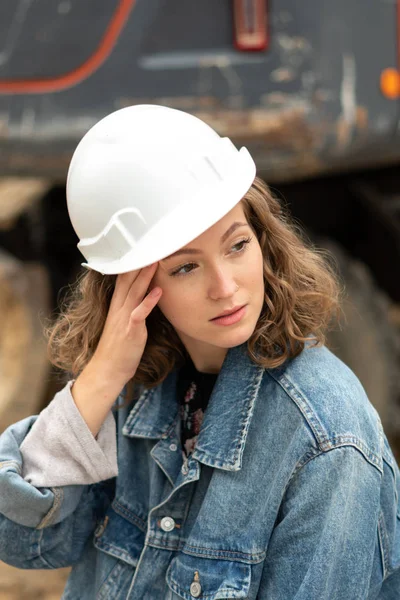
[{"left": 47, "top": 176, "right": 342, "bottom": 400}]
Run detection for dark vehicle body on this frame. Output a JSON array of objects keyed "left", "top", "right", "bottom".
[{"left": 0, "top": 0, "right": 399, "bottom": 181}]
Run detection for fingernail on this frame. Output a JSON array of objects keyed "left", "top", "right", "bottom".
[{"left": 149, "top": 287, "right": 161, "bottom": 298}]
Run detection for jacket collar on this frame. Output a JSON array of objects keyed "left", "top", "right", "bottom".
[{"left": 122, "top": 343, "right": 265, "bottom": 471}]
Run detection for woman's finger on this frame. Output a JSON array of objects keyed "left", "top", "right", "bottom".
[
  {"left": 128, "top": 287, "right": 162, "bottom": 328},
  {"left": 110, "top": 269, "right": 141, "bottom": 311},
  {"left": 124, "top": 262, "right": 159, "bottom": 310}
]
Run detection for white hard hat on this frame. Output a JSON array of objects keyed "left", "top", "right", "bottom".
[{"left": 66, "top": 104, "right": 256, "bottom": 275}]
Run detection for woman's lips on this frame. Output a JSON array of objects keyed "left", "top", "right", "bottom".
[{"left": 210, "top": 305, "right": 247, "bottom": 326}]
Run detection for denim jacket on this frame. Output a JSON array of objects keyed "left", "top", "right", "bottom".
[{"left": 0, "top": 342, "right": 399, "bottom": 599}]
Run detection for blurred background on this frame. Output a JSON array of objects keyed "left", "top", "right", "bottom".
[{"left": 0, "top": 1, "right": 399, "bottom": 597}]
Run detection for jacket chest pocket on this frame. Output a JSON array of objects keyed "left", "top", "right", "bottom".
[
  {"left": 92, "top": 503, "right": 146, "bottom": 600},
  {"left": 166, "top": 552, "right": 252, "bottom": 600}
]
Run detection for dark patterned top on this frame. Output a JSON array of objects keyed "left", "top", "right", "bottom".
[{"left": 176, "top": 358, "right": 218, "bottom": 457}]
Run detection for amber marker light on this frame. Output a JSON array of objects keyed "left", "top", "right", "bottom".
[{"left": 380, "top": 68, "right": 400, "bottom": 99}]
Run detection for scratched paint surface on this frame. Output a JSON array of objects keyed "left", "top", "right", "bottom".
[{"left": 0, "top": 0, "right": 115, "bottom": 80}]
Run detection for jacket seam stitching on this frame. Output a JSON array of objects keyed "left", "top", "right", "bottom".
[
  {"left": 111, "top": 499, "right": 147, "bottom": 531},
  {"left": 34, "top": 528, "right": 59, "bottom": 568},
  {"left": 267, "top": 371, "right": 327, "bottom": 442},
  {"left": 122, "top": 388, "right": 155, "bottom": 434},
  {"left": 288, "top": 444, "right": 383, "bottom": 493},
  {"left": 266, "top": 371, "right": 383, "bottom": 472},
  {"left": 35, "top": 487, "right": 64, "bottom": 529},
  {"left": 180, "top": 545, "right": 266, "bottom": 563},
  {"left": 378, "top": 510, "right": 389, "bottom": 579},
  {"left": 92, "top": 540, "right": 136, "bottom": 567},
  {"left": 0, "top": 460, "right": 21, "bottom": 474},
  {"left": 274, "top": 446, "right": 383, "bottom": 551},
  {"left": 382, "top": 454, "right": 399, "bottom": 508},
  {"left": 29, "top": 529, "right": 57, "bottom": 569},
  {"left": 319, "top": 439, "right": 383, "bottom": 473},
  {"left": 232, "top": 366, "right": 264, "bottom": 463}
]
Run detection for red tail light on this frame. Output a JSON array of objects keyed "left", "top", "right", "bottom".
[{"left": 233, "top": 0, "right": 268, "bottom": 51}]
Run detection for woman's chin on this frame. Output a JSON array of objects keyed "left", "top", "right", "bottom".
[{"left": 209, "top": 323, "right": 256, "bottom": 348}]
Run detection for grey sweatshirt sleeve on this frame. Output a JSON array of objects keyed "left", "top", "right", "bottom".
[{"left": 19, "top": 381, "right": 119, "bottom": 487}]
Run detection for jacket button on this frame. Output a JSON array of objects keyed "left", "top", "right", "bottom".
[
  {"left": 160, "top": 516, "right": 175, "bottom": 532},
  {"left": 190, "top": 581, "right": 202, "bottom": 597},
  {"left": 169, "top": 443, "right": 177, "bottom": 451},
  {"left": 94, "top": 515, "right": 109, "bottom": 538},
  {"left": 190, "top": 571, "right": 202, "bottom": 597}
]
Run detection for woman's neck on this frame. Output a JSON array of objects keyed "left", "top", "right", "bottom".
[{"left": 181, "top": 340, "right": 227, "bottom": 374}]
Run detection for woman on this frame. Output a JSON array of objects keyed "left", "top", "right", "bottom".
[{"left": 0, "top": 105, "right": 399, "bottom": 599}]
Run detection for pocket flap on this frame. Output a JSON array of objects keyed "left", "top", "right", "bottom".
[
  {"left": 93, "top": 503, "right": 145, "bottom": 567},
  {"left": 166, "top": 552, "right": 251, "bottom": 599}
]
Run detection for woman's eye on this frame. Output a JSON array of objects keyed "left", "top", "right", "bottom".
[
  {"left": 170, "top": 237, "right": 252, "bottom": 277},
  {"left": 171, "top": 263, "right": 197, "bottom": 276},
  {"left": 231, "top": 236, "right": 252, "bottom": 253}
]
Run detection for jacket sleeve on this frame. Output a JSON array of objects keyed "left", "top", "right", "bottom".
[
  {"left": 0, "top": 383, "right": 118, "bottom": 569},
  {"left": 257, "top": 445, "right": 382, "bottom": 600}
]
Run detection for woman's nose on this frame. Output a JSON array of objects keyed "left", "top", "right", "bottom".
[{"left": 207, "top": 269, "right": 238, "bottom": 300}]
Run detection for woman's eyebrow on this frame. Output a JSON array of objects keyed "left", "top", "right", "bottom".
[{"left": 162, "top": 221, "right": 248, "bottom": 261}]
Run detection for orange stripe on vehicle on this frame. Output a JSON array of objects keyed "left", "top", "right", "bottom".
[{"left": 0, "top": 0, "right": 136, "bottom": 94}]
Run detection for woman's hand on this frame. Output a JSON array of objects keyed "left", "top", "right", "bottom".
[
  {"left": 70, "top": 263, "right": 162, "bottom": 438},
  {"left": 90, "top": 262, "right": 162, "bottom": 386}
]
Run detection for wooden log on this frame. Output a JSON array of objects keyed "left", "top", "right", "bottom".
[
  {"left": 0, "top": 178, "right": 50, "bottom": 230},
  {"left": 0, "top": 251, "right": 51, "bottom": 432},
  {"left": 0, "top": 561, "right": 70, "bottom": 599}
]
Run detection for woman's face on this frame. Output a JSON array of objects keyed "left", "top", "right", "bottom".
[{"left": 149, "top": 202, "right": 265, "bottom": 372}]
